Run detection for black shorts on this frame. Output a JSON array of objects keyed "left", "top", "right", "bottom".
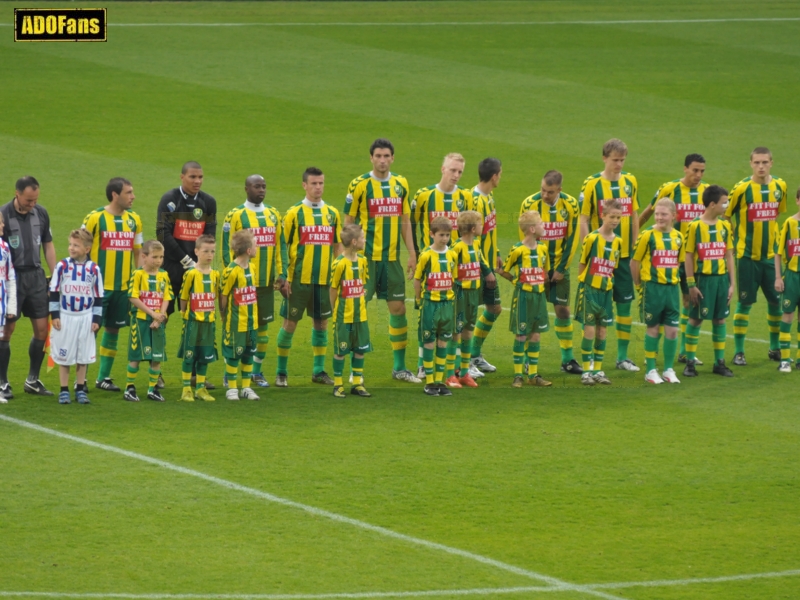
[
  {"left": 164, "top": 261, "right": 186, "bottom": 315},
  {"left": 14, "top": 268, "right": 48, "bottom": 320}
]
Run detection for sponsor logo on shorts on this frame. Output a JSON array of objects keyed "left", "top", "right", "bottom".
[
  {"left": 646, "top": 312, "right": 653, "bottom": 321},
  {"left": 519, "top": 322, "right": 527, "bottom": 331},
  {"left": 204, "top": 354, "right": 215, "bottom": 360},
  {"left": 556, "top": 296, "right": 569, "bottom": 303},
  {"left": 59, "top": 348, "right": 67, "bottom": 357},
  {"left": 785, "top": 299, "right": 792, "bottom": 308},
  {"left": 236, "top": 346, "right": 243, "bottom": 356},
  {"left": 701, "top": 307, "right": 709, "bottom": 317},
  {"left": 339, "top": 342, "right": 348, "bottom": 350},
  {"left": 115, "top": 319, "right": 127, "bottom": 326},
  {"left": 186, "top": 350, "right": 194, "bottom": 359}
]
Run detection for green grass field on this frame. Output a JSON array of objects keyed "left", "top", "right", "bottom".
[{"left": 1, "top": 2, "right": 800, "bottom": 599}]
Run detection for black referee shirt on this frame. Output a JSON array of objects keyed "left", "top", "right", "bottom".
[{"left": 0, "top": 200, "right": 52, "bottom": 270}]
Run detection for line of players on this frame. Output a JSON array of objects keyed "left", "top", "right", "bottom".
[{"left": 3, "top": 137, "right": 796, "bottom": 403}]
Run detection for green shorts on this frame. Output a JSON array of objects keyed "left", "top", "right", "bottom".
[
  {"left": 103, "top": 290, "right": 130, "bottom": 329},
  {"left": 280, "top": 282, "right": 332, "bottom": 322},
  {"left": 574, "top": 282, "right": 614, "bottom": 326},
  {"left": 688, "top": 274, "right": 731, "bottom": 321},
  {"left": 613, "top": 257, "right": 635, "bottom": 304},
  {"left": 640, "top": 281, "right": 680, "bottom": 327},
  {"left": 222, "top": 328, "right": 257, "bottom": 360},
  {"left": 481, "top": 276, "right": 502, "bottom": 306},
  {"left": 257, "top": 285, "right": 274, "bottom": 327},
  {"left": 128, "top": 318, "right": 166, "bottom": 362},
  {"left": 780, "top": 269, "right": 800, "bottom": 314},
  {"left": 420, "top": 299, "right": 455, "bottom": 343},
  {"left": 737, "top": 256, "right": 779, "bottom": 305},
  {"left": 177, "top": 320, "right": 218, "bottom": 364},
  {"left": 456, "top": 287, "right": 481, "bottom": 333},
  {"left": 509, "top": 288, "right": 549, "bottom": 336},
  {"left": 366, "top": 258, "right": 406, "bottom": 302},
  {"left": 333, "top": 320, "right": 372, "bottom": 355},
  {"left": 547, "top": 270, "right": 571, "bottom": 306}
]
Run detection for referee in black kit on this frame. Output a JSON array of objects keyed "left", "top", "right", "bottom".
[
  {"left": 156, "top": 161, "right": 217, "bottom": 387},
  {"left": 0, "top": 176, "right": 57, "bottom": 398}
]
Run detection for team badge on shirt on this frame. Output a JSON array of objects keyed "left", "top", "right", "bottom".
[
  {"left": 394, "top": 185, "right": 404, "bottom": 196},
  {"left": 269, "top": 213, "right": 277, "bottom": 224},
  {"left": 624, "top": 184, "right": 632, "bottom": 195},
  {"left": 127, "top": 218, "right": 135, "bottom": 229},
  {"left": 456, "top": 198, "right": 465, "bottom": 210},
  {"left": 193, "top": 208, "right": 203, "bottom": 220}
]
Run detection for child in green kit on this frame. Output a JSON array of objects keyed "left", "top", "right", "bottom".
[{"left": 774, "top": 186, "right": 800, "bottom": 372}]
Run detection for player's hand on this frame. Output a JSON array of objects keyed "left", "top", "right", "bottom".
[
  {"left": 407, "top": 255, "right": 417, "bottom": 280},
  {"left": 727, "top": 285, "right": 734, "bottom": 303},
  {"left": 51, "top": 318, "right": 61, "bottom": 331},
  {"left": 150, "top": 320, "right": 160, "bottom": 330},
  {"left": 415, "top": 296, "right": 422, "bottom": 309},
  {"left": 273, "top": 276, "right": 286, "bottom": 291},
  {"left": 91, "top": 323, "right": 99, "bottom": 333},
  {"left": 180, "top": 255, "right": 197, "bottom": 270},
  {"left": 775, "top": 278, "right": 785, "bottom": 293},
  {"left": 689, "top": 286, "right": 703, "bottom": 306},
  {"left": 284, "top": 280, "right": 292, "bottom": 298},
  {"left": 485, "top": 273, "right": 497, "bottom": 289},
  {"left": 496, "top": 256, "right": 503, "bottom": 271},
  {"left": 551, "top": 270, "right": 564, "bottom": 283}
]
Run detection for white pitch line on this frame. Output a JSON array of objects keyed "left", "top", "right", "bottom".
[
  {"left": 2, "top": 17, "right": 800, "bottom": 27},
  {"left": 2, "top": 568, "right": 799, "bottom": 599},
  {"left": 0, "top": 415, "right": 626, "bottom": 600}
]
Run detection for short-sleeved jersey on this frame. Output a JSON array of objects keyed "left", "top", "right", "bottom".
[
  {"left": 411, "top": 185, "right": 470, "bottom": 250},
  {"left": 49, "top": 258, "right": 103, "bottom": 314},
  {"left": 221, "top": 262, "right": 258, "bottom": 333},
  {"left": 632, "top": 227, "right": 686, "bottom": 284},
  {"left": 283, "top": 201, "right": 342, "bottom": 285},
  {"left": 468, "top": 187, "right": 499, "bottom": 270},
  {"left": 580, "top": 173, "right": 639, "bottom": 257},
  {"left": 128, "top": 268, "right": 173, "bottom": 321},
  {"left": 330, "top": 253, "right": 369, "bottom": 324},
  {"left": 345, "top": 172, "right": 411, "bottom": 262},
  {"left": 451, "top": 238, "right": 490, "bottom": 290},
  {"left": 519, "top": 192, "right": 580, "bottom": 274},
  {"left": 725, "top": 176, "right": 788, "bottom": 260},
  {"left": 83, "top": 208, "right": 144, "bottom": 292},
  {"left": 222, "top": 202, "right": 286, "bottom": 287},
  {"left": 503, "top": 242, "right": 550, "bottom": 293},
  {"left": 777, "top": 216, "right": 800, "bottom": 273},
  {"left": 578, "top": 231, "right": 623, "bottom": 291},
  {"left": 415, "top": 246, "right": 458, "bottom": 302},
  {"left": 180, "top": 268, "right": 220, "bottom": 322},
  {"left": 650, "top": 179, "right": 709, "bottom": 238},
  {"left": 685, "top": 218, "right": 733, "bottom": 275}
]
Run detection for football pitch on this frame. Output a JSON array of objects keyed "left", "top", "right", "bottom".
[{"left": 1, "top": 1, "right": 800, "bottom": 599}]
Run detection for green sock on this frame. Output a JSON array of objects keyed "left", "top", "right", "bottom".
[
  {"left": 332, "top": 356, "right": 345, "bottom": 387},
  {"left": 126, "top": 363, "right": 139, "bottom": 387},
  {"left": 389, "top": 314, "right": 408, "bottom": 372},
  {"left": 311, "top": 329, "right": 327, "bottom": 375},
  {"left": 526, "top": 341, "right": 540, "bottom": 378},
  {"left": 276, "top": 327, "right": 293, "bottom": 376},
  {"left": 554, "top": 318, "right": 574, "bottom": 363},
  {"left": 780, "top": 320, "right": 792, "bottom": 361},
  {"left": 663, "top": 336, "right": 678, "bottom": 370},
  {"left": 679, "top": 307, "right": 689, "bottom": 356},
  {"left": 513, "top": 339, "right": 525, "bottom": 376},
  {"left": 460, "top": 338, "right": 472, "bottom": 373},
  {"left": 644, "top": 334, "right": 659, "bottom": 372},
  {"left": 581, "top": 336, "right": 594, "bottom": 372},
  {"left": 767, "top": 303, "right": 782, "bottom": 352},
  {"left": 97, "top": 330, "right": 119, "bottom": 382},
  {"left": 148, "top": 367, "right": 159, "bottom": 393},
  {"left": 352, "top": 355, "right": 364, "bottom": 385},
  {"left": 195, "top": 363, "right": 208, "bottom": 389},
  {"left": 181, "top": 358, "right": 193, "bottom": 387},
  {"left": 471, "top": 309, "right": 497, "bottom": 358},
  {"left": 616, "top": 302, "right": 632, "bottom": 362},
  {"left": 712, "top": 322, "right": 726, "bottom": 363},
  {"left": 593, "top": 338, "right": 606, "bottom": 373},
  {"left": 685, "top": 322, "right": 701, "bottom": 361},
  {"left": 434, "top": 345, "right": 447, "bottom": 383},
  {"left": 733, "top": 302, "right": 751, "bottom": 354},
  {"left": 423, "top": 346, "right": 435, "bottom": 384},
  {"left": 252, "top": 325, "right": 269, "bottom": 375},
  {"left": 445, "top": 340, "right": 456, "bottom": 378}
]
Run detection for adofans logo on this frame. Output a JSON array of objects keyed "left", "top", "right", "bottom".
[{"left": 15, "top": 8, "right": 106, "bottom": 42}]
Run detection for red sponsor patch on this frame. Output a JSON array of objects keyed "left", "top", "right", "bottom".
[
  {"left": 174, "top": 219, "right": 205, "bottom": 242},
  {"left": 651, "top": 249, "right": 679, "bottom": 269},
  {"left": 458, "top": 261, "right": 480, "bottom": 281},
  {"left": 233, "top": 286, "right": 257, "bottom": 305},
  {"left": 190, "top": 292, "right": 215, "bottom": 312},
  {"left": 541, "top": 221, "right": 567, "bottom": 241},
  {"left": 100, "top": 231, "right": 134, "bottom": 251},
  {"left": 252, "top": 226, "right": 276, "bottom": 248},
  {"left": 368, "top": 197, "right": 403, "bottom": 218},
  {"left": 300, "top": 225, "right": 334, "bottom": 246},
  {"left": 483, "top": 211, "right": 496, "bottom": 234},
  {"left": 676, "top": 203, "right": 704, "bottom": 223},
  {"left": 599, "top": 197, "right": 633, "bottom": 217},
  {"left": 696, "top": 241, "right": 726, "bottom": 260},
  {"left": 341, "top": 279, "right": 364, "bottom": 299},
  {"left": 139, "top": 290, "right": 163, "bottom": 311},
  {"left": 747, "top": 202, "right": 779, "bottom": 222},
  {"left": 430, "top": 210, "right": 459, "bottom": 228},
  {"left": 589, "top": 257, "right": 615, "bottom": 277},
  {"left": 426, "top": 271, "right": 453, "bottom": 291},
  {"left": 787, "top": 239, "right": 800, "bottom": 258},
  {"left": 519, "top": 267, "right": 545, "bottom": 286}
]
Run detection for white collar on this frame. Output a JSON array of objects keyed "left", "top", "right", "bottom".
[
  {"left": 244, "top": 200, "right": 264, "bottom": 212},
  {"left": 302, "top": 198, "right": 325, "bottom": 209}
]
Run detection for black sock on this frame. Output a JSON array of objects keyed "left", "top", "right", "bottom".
[
  {"left": 61, "top": 386, "right": 68, "bottom": 393},
  {"left": 28, "top": 338, "right": 45, "bottom": 381},
  {"left": 0, "top": 340, "right": 10, "bottom": 383}
]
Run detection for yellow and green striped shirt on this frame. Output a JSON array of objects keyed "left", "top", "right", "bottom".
[
  {"left": 632, "top": 227, "right": 685, "bottom": 284},
  {"left": 580, "top": 172, "right": 639, "bottom": 257},
  {"left": 128, "top": 268, "right": 173, "bottom": 322},
  {"left": 777, "top": 216, "right": 800, "bottom": 273},
  {"left": 650, "top": 179, "right": 709, "bottom": 238},
  {"left": 83, "top": 207, "right": 144, "bottom": 291},
  {"left": 345, "top": 172, "right": 411, "bottom": 262},
  {"left": 468, "top": 187, "right": 499, "bottom": 270},
  {"left": 415, "top": 246, "right": 458, "bottom": 302},
  {"left": 451, "top": 238, "right": 491, "bottom": 290},
  {"left": 222, "top": 203, "right": 286, "bottom": 287},
  {"left": 411, "top": 185, "right": 470, "bottom": 251},
  {"left": 519, "top": 192, "right": 580, "bottom": 274},
  {"left": 180, "top": 268, "right": 220, "bottom": 322},
  {"left": 330, "top": 253, "right": 369, "bottom": 324},
  {"left": 221, "top": 262, "right": 258, "bottom": 333},
  {"left": 726, "top": 176, "right": 787, "bottom": 260},
  {"left": 578, "top": 231, "right": 623, "bottom": 291},
  {"left": 685, "top": 218, "right": 733, "bottom": 275},
  {"left": 503, "top": 241, "right": 550, "bottom": 293},
  {"left": 283, "top": 201, "right": 342, "bottom": 285}
]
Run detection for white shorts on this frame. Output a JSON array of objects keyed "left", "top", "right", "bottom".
[{"left": 50, "top": 312, "right": 96, "bottom": 366}]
